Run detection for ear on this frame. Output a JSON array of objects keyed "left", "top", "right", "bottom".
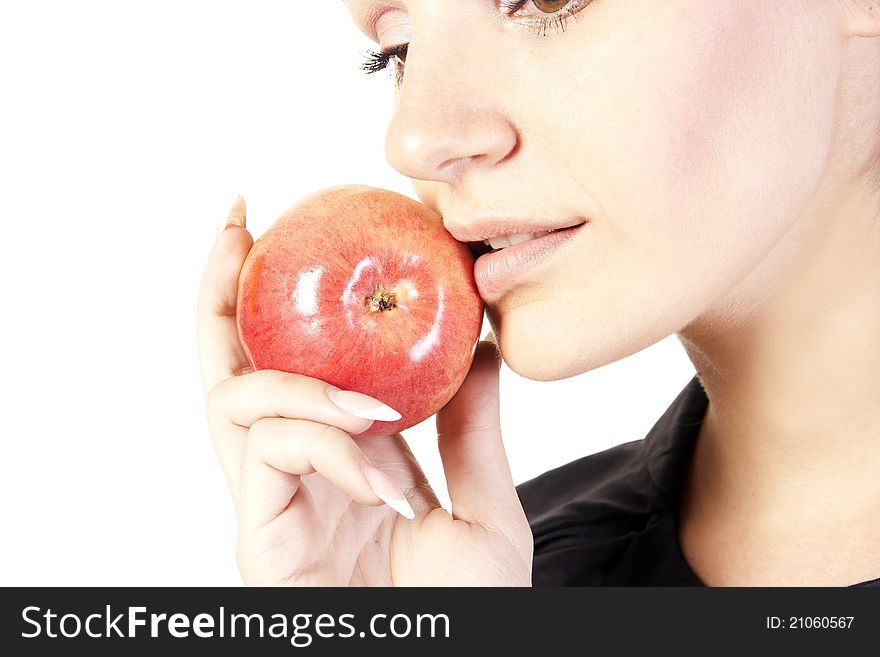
[{"left": 841, "top": 1, "right": 880, "bottom": 37}]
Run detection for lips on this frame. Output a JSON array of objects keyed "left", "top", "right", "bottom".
[
  {"left": 472, "top": 222, "right": 587, "bottom": 298},
  {"left": 463, "top": 220, "right": 587, "bottom": 258}
]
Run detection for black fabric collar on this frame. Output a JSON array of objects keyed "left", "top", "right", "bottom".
[{"left": 644, "top": 375, "right": 709, "bottom": 512}]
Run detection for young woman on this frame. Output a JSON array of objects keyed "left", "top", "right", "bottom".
[{"left": 197, "top": 1, "right": 880, "bottom": 586}]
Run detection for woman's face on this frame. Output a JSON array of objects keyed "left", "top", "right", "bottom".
[{"left": 346, "top": 0, "right": 859, "bottom": 381}]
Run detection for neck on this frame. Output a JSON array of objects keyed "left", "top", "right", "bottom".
[{"left": 678, "top": 180, "right": 880, "bottom": 528}]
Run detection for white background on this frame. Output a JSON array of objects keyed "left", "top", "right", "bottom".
[{"left": 0, "top": 1, "right": 695, "bottom": 586}]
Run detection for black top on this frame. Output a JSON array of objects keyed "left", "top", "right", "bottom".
[{"left": 516, "top": 375, "right": 880, "bottom": 587}]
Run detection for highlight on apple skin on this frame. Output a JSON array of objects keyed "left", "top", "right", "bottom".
[{"left": 236, "top": 185, "right": 485, "bottom": 437}]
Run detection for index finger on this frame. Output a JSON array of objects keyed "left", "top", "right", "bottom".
[{"left": 197, "top": 196, "right": 255, "bottom": 394}]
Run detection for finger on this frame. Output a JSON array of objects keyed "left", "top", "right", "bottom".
[
  {"left": 208, "top": 369, "right": 385, "bottom": 433},
  {"left": 206, "top": 370, "right": 377, "bottom": 498},
  {"left": 237, "top": 417, "right": 388, "bottom": 530},
  {"left": 357, "top": 433, "right": 442, "bottom": 516},
  {"left": 435, "top": 340, "right": 523, "bottom": 532},
  {"left": 197, "top": 196, "right": 255, "bottom": 394}
]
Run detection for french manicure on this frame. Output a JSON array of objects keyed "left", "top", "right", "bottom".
[
  {"left": 362, "top": 461, "right": 415, "bottom": 520},
  {"left": 218, "top": 195, "right": 247, "bottom": 234},
  {"left": 326, "top": 387, "right": 402, "bottom": 422}
]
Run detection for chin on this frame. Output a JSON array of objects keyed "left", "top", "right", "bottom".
[
  {"left": 502, "top": 352, "right": 581, "bottom": 382},
  {"left": 490, "top": 323, "right": 598, "bottom": 382},
  {"left": 487, "top": 300, "right": 587, "bottom": 381},
  {"left": 491, "top": 305, "right": 670, "bottom": 383}
]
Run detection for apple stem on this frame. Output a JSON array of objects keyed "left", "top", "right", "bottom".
[{"left": 366, "top": 286, "right": 397, "bottom": 313}]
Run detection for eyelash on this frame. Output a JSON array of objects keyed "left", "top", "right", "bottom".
[
  {"left": 360, "top": 43, "right": 408, "bottom": 87},
  {"left": 359, "top": 0, "right": 591, "bottom": 84}
]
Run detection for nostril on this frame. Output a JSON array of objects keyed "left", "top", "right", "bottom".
[{"left": 385, "top": 99, "right": 519, "bottom": 185}]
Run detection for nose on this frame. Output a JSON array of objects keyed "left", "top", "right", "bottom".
[{"left": 384, "top": 44, "right": 518, "bottom": 185}]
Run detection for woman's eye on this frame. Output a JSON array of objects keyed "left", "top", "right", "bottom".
[
  {"left": 533, "top": 0, "right": 570, "bottom": 11},
  {"left": 500, "top": 0, "right": 592, "bottom": 37},
  {"left": 359, "top": 0, "right": 592, "bottom": 86}
]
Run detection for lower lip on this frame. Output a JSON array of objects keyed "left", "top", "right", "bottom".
[{"left": 473, "top": 223, "right": 586, "bottom": 298}]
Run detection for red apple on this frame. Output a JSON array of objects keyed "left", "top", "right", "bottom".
[{"left": 236, "top": 185, "right": 484, "bottom": 437}]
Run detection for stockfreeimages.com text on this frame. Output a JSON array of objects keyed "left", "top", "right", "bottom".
[{"left": 21, "top": 605, "right": 450, "bottom": 647}]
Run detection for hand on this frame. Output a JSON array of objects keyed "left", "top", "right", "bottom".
[{"left": 197, "top": 197, "right": 533, "bottom": 586}]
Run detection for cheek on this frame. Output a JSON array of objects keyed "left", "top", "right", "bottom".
[
  {"left": 597, "top": 1, "right": 840, "bottom": 256},
  {"left": 494, "top": 2, "right": 845, "bottom": 380}
]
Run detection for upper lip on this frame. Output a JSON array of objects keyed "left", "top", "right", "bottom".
[{"left": 444, "top": 217, "right": 589, "bottom": 245}]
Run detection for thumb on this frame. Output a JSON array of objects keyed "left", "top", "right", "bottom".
[{"left": 436, "top": 331, "right": 524, "bottom": 533}]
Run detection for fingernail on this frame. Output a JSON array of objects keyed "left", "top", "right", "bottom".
[
  {"left": 326, "top": 387, "right": 402, "bottom": 422},
  {"left": 362, "top": 461, "right": 415, "bottom": 520},
  {"left": 218, "top": 195, "right": 247, "bottom": 234}
]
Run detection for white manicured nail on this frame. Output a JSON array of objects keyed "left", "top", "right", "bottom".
[
  {"left": 326, "top": 387, "right": 402, "bottom": 422},
  {"left": 218, "top": 195, "right": 246, "bottom": 234},
  {"left": 362, "top": 461, "right": 415, "bottom": 520}
]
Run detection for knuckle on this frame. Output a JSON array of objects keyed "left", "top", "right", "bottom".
[
  {"left": 315, "top": 424, "right": 360, "bottom": 463},
  {"left": 242, "top": 417, "right": 277, "bottom": 462},
  {"left": 205, "top": 373, "right": 249, "bottom": 427},
  {"left": 245, "top": 416, "right": 274, "bottom": 448},
  {"left": 317, "top": 422, "right": 351, "bottom": 447}
]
